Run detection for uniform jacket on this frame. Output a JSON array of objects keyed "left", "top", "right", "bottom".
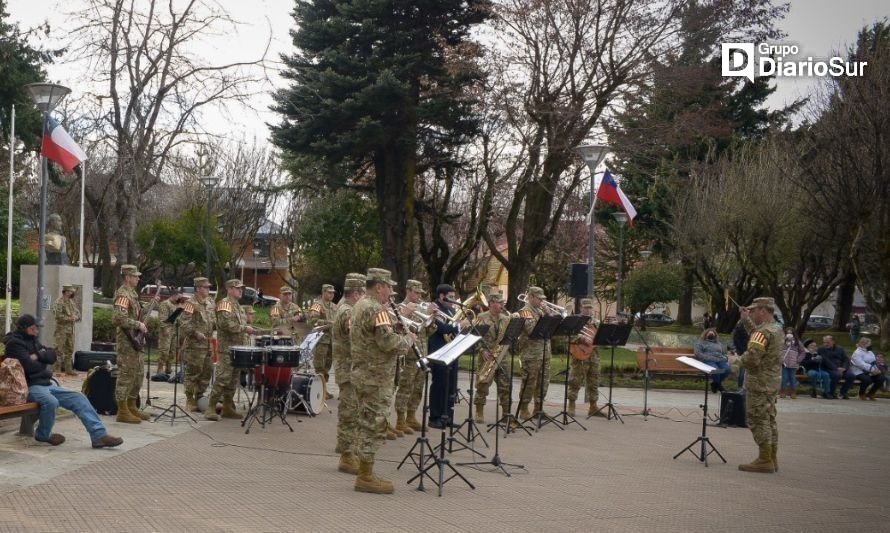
[
  {"left": 52, "top": 297, "right": 79, "bottom": 331},
  {"left": 428, "top": 301, "right": 459, "bottom": 354},
  {"left": 215, "top": 296, "right": 248, "bottom": 348},
  {"left": 332, "top": 300, "right": 356, "bottom": 382},
  {"left": 308, "top": 299, "right": 337, "bottom": 346},
  {"left": 516, "top": 303, "right": 550, "bottom": 360},
  {"left": 349, "top": 295, "right": 411, "bottom": 387},
  {"left": 738, "top": 318, "right": 783, "bottom": 394},
  {"left": 475, "top": 310, "right": 510, "bottom": 357},
  {"left": 271, "top": 301, "right": 302, "bottom": 337},
  {"left": 157, "top": 299, "right": 178, "bottom": 331},
  {"left": 3, "top": 330, "right": 56, "bottom": 386},
  {"left": 111, "top": 285, "right": 144, "bottom": 352},
  {"left": 180, "top": 295, "right": 216, "bottom": 350}
]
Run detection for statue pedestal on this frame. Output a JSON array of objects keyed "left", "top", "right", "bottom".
[{"left": 20, "top": 266, "right": 95, "bottom": 352}]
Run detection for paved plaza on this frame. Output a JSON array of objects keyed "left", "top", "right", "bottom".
[{"left": 0, "top": 374, "right": 888, "bottom": 532}]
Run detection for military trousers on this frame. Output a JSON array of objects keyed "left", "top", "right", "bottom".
[
  {"left": 54, "top": 327, "right": 75, "bottom": 373},
  {"left": 156, "top": 327, "right": 174, "bottom": 373},
  {"left": 474, "top": 354, "right": 511, "bottom": 409},
  {"left": 746, "top": 390, "right": 778, "bottom": 447},
  {"left": 315, "top": 343, "right": 333, "bottom": 381},
  {"left": 210, "top": 342, "right": 239, "bottom": 399},
  {"left": 115, "top": 349, "right": 144, "bottom": 402},
  {"left": 184, "top": 344, "right": 212, "bottom": 400},
  {"left": 395, "top": 361, "right": 424, "bottom": 412},
  {"left": 336, "top": 380, "right": 358, "bottom": 454},
  {"left": 519, "top": 352, "right": 551, "bottom": 405},
  {"left": 567, "top": 354, "right": 600, "bottom": 404},
  {"left": 352, "top": 380, "right": 395, "bottom": 462}
]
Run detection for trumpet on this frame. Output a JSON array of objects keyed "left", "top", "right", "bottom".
[
  {"left": 517, "top": 293, "right": 568, "bottom": 317},
  {"left": 399, "top": 303, "right": 436, "bottom": 328}
]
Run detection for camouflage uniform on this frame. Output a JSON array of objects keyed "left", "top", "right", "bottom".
[
  {"left": 568, "top": 303, "right": 599, "bottom": 406},
  {"left": 210, "top": 287, "right": 250, "bottom": 402},
  {"left": 516, "top": 289, "right": 551, "bottom": 409},
  {"left": 473, "top": 308, "right": 512, "bottom": 411},
  {"left": 156, "top": 298, "right": 178, "bottom": 374},
  {"left": 333, "top": 274, "right": 366, "bottom": 456},
  {"left": 112, "top": 276, "right": 145, "bottom": 403},
  {"left": 52, "top": 287, "right": 80, "bottom": 373},
  {"left": 739, "top": 316, "right": 783, "bottom": 448},
  {"left": 180, "top": 278, "right": 216, "bottom": 406},
  {"left": 271, "top": 293, "right": 302, "bottom": 341},
  {"left": 395, "top": 281, "right": 434, "bottom": 415},
  {"left": 308, "top": 286, "right": 337, "bottom": 386}
]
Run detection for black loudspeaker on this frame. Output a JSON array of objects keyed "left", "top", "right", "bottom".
[
  {"left": 568, "top": 263, "right": 589, "bottom": 297},
  {"left": 74, "top": 351, "right": 117, "bottom": 371},
  {"left": 719, "top": 391, "right": 747, "bottom": 427}
]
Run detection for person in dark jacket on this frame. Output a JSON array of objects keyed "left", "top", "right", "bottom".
[
  {"left": 4, "top": 315, "right": 122, "bottom": 448},
  {"left": 427, "top": 284, "right": 461, "bottom": 429},
  {"left": 732, "top": 318, "right": 750, "bottom": 389},
  {"left": 694, "top": 328, "right": 729, "bottom": 392},
  {"left": 800, "top": 339, "right": 831, "bottom": 398},
  {"left": 817, "top": 335, "right": 847, "bottom": 399}
]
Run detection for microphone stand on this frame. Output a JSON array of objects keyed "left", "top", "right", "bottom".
[{"left": 624, "top": 316, "right": 667, "bottom": 421}]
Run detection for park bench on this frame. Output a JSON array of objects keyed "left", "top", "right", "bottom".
[
  {"left": 0, "top": 402, "right": 40, "bottom": 436},
  {"left": 636, "top": 347, "right": 699, "bottom": 375}
]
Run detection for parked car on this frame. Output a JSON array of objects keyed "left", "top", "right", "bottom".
[
  {"left": 806, "top": 315, "right": 833, "bottom": 330},
  {"left": 642, "top": 313, "right": 675, "bottom": 327},
  {"left": 139, "top": 284, "right": 175, "bottom": 302},
  {"left": 240, "top": 286, "right": 279, "bottom": 308}
]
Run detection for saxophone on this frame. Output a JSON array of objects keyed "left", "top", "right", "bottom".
[{"left": 478, "top": 344, "right": 510, "bottom": 385}]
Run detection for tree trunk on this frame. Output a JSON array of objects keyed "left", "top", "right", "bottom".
[
  {"left": 375, "top": 144, "right": 415, "bottom": 288},
  {"left": 506, "top": 258, "right": 533, "bottom": 313},
  {"left": 677, "top": 262, "right": 694, "bottom": 326},
  {"left": 833, "top": 270, "right": 856, "bottom": 330}
]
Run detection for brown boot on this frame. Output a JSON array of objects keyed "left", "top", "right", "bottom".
[
  {"left": 859, "top": 393, "right": 867, "bottom": 401},
  {"left": 385, "top": 425, "right": 397, "bottom": 440},
  {"left": 338, "top": 452, "right": 359, "bottom": 474},
  {"left": 405, "top": 411, "right": 422, "bottom": 431},
  {"left": 115, "top": 400, "right": 141, "bottom": 424},
  {"left": 185, "top": 393, "right": 198, "bottom": 413},
  {"left": 567, "top": 399, "right": 576, "bottom": 416},
  {"left": 771, "top": 444, "right": 778, "bottom": 472},
  {"left": 204, "top": 394, "right": 221, "bottom": 421},
  {"left": 354, "top": 460, "right": 394, "bottom": 494},
  {"left": 127, "top": 398, "right": 151, "bottom": 421},
  {"left": 738, "top": 445, "right": 776, "bottom": 473},
  {"left": 474, "top": 404, "right": 485, "bottom": 424},
  {"left": 395, "top": 411, "right": 414, "bottom": 435},
  {"left": 589, "top": 401, "right": 606, "bottom": 417},
  {"left": 779, "top": 389, "right": 786, "bottom": 399},
  {"left": 518, "top": 402, "right": 531, "bottom": 420},
  {"left": 221, "top": 397, "right": 242, "bottom": 419},
  {"left": 533, "top": 401, "right": 543, "bottom": 414}
]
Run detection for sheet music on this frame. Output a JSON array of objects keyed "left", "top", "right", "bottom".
[
  {"left": 676, "top": 356, "right": 717, "bottom": 374},
  {"left": 299, "top": 331, "right": 324, "bottom": 353},
  {"left": 427, "top": 333, "right": 481, "bottom": 365}
]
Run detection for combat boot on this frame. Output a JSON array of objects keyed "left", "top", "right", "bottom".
[
  {"left": 567, "top": 399, "right": 576, "bottom": 416},
  {"left": 338, "top": 452, "right": 359, "bottom": 474},
  {"left": 518, "top": 402, "right": 531, "bottom": 420},
  {"left": 395, "top": 411, "right": 414, "bottom": 435},
  {"left": 385, "top": 425, "right": 397, "bottom": 440},
  {"left": 738, "top": 445, "right": 776, "bottom": 473},
  {"left": 355, "top": 460, "right": 394, "bottom": 494},
  {"left": 771, "top": 444, "right": 778, "bottom": 472},
  {"left": 185, "top": 393, "right": 198, "bottom": 413},
  {"left": 589, "top": 401, "right": 606, "bottom": 417},
  {"left": 127, "top": 398, "right": 151, "bottom": 420},
  {"left": 221, "top": 397, "right": 242, "bottom": 419},
  {"left": 474, "top": 404, "right": 485, "bottom": 424},
  {"left": 405, "top": 411, "right": 422, "bottom": 431},
  {"left": 204, "top": 394, "right": 221, "bottom": 421},
  {"left": 115, "top": 400, "right": 141, "bottom": 424},
  {"left": 533, "top": 400, "right": 543, "bottom": 414}
]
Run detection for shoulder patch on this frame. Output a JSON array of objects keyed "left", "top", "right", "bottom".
[
  {"left": 519, "top": 309, "right": 534, "bottom": 319},
  {"left": 182, "top": 302, "right": 195, "bottom": 314},
  {"left": 309, "top": 303, "right": 322, "bottom": 314},
  {"left": 373, "top": 309, "right": 393, "bottom": 328},
  {"left": 748, "top": 331, "right": 768, "bottom": 351},
  {"left": 270, "top": 306, "right": 280, "bottom": 318},
  {"left": 114, "top": 297, "right": 130, "bottom": 310},
  {"left": 216, "top": 301, "right": 233, "bottom": 313}
]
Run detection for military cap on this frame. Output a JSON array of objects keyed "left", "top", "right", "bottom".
[
  {"left": 367, "top": 268, "right": 397, "bottom": 286},
  {"left": 580, "top": 298, "right": 594, "bottom": 308},
  {"left": 527, "top": 286, "right": 546, "bottom": 299},
  {"left": 225, "top": 279, "right": 244, "bottom": 289},
  {"left": 406, "top": 279, "right": 426, "bottom": 295},
  {"left": 747, "top": 297, "right": 776, "bottom": 311},
  {"left": 241, "top": 305, "right": 255, "bottom": 315},
  {"left": 321, "top": 283, "right": 335, "bottom": 293},
  {"left": 62, "top": 285, "right": 77, "bottom": 293},
  {"left": 121, "top": 264, "right": 141, "bottom": 277},
  {"left": 193, "top": 277, "right": 211, "bottom": 288},
  {"left": 280, "top": 285, "right": 294, "bottom": 294},
  {"left": 488, "top": 291, "right": 504, "bottom": 303},
  {"left": 344, "top": 273, "right": 366, "bottom": 289}
]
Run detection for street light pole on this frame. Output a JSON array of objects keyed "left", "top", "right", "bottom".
[
  {"left": 574, "top": 144, "right": 609, "bottom": 300},
  {"left": 198, "top": 175, "right": 219, "bottom": 281},
  {"left": 253, "top": 248, "right": 260, "bottom": 290},
  {"left": 613, "top": 212, "right": 628, "bottom": 316},
  {"left": 25, "top": 83, "right": 71, "bottom": 335}
]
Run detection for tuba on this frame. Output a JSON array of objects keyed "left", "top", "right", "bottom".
[{"left": 452, "top": 286, "right": 489, "bottom": 324}]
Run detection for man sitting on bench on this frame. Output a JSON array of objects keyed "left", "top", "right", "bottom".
[{"left": 4, "top": 315, "right": 123, "bottom": 448}]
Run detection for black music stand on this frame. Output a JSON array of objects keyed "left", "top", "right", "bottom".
[
  {"left": 487, "top": 317, "right": 532, "bottom": 436},
  {"left": 589, "top": 323, "right": 632, "bottom": 423},
  {"left": 673, "top": 356, "right": 727, "bottom": 467},
  {"left": 552, "top": 315, "right": 591, "bottom": 430},
  {"left": 624, "top": 320, "right": 668, "bottom": 421},
  {"left": 153, "top": 308, "right": 195, "bottom": 424},
  {"left": 450, "top": 324, "right": 490, "bottom": 454},
  {"left": 470, "top": 364, "right": 526, "bottom": 477},
  {"left": 522, "top": 315, "right": 564, "bottom": 431}
]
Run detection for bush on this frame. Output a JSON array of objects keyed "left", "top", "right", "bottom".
[{"left": 92, "top": 308, "right": 115, "bottom": 342}]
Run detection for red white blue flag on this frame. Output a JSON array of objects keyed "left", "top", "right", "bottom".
[
  {"left": 595, "top": 170, "right": 637, "bottom": 225},
  {"left": 41, "top": 116, "right": 87, "bottom": 174}
]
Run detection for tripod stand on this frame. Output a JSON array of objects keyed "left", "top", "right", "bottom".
[
  {"left": 242, "top": 362, "right": 295, "bottom": 434},
  {"left": 399, "top": 364, "right": 439, "bottom": 488},
  {"left": 154, "top": 311, "right": 195, "bottom": 424},
  {"left": 143, "top": 336, "right": 160, "bottom": 409},
  {"left": 624, "top": 321, "right": 668, "bottom": 421},
  {"left": 551, "top": 315, "right": 591, "bottom": 430},
  {"left": 522, "top": 315, "right": 564, "bottom": 431},
  {"left": 487, "top": 317, "right": 531, "bottom": 436},
  {"left": 673, "top": 357, "right": 726, "bottom": 467},
  {"left": 449, "top": 324, "right": 490, "bottom": 454},
  {"left": 589, "top": 323, "right": 632, "bottom": 423},
  {"left": 470, "top": 365, "right": 525, "bottom": 477}
]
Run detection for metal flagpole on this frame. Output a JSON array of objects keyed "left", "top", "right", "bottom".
[
  {"left": 5, "top": 105, "right": 14, "bottom": 333},
  {"left": 79, "top": 161, "right": 85, "bottom": 267}
]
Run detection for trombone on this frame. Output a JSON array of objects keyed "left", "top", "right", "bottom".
[{"left": 517, "top": 293, "right": 568, "bottom": 317}]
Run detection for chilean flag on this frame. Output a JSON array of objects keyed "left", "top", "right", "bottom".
[
  {"left": 41, "top": 116, "right": 87, "bottom": 174},
  {"left": 596, "top": 170, "right": 637, "bottom": 225}
]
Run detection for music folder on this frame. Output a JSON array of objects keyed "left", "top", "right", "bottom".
[
  {"left": 676, "top": 356, "right": 717, "bottom": 374},
  {"left": 427, "top": 333, "right": 482, "bottom": 366},
  {"left": 164, "top": 307, "right": 184, "bottom": 324}
]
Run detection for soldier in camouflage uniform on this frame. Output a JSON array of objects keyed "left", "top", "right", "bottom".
[
  {"left": 154, "top": 290, "right": 183, "bottom": 377},
  {"left": 332, "top": 273, "right": 366, "bottom": 475},
  {"left": 567, "top": 299, "right": 603, "bottom": 417},
  {"left": 473, "top": 292, "right": 511, "bottom": 424},
  {"left": 205, "top": 280, "right": 255, "bottom": 421},
  {"left": 180, "top": 277, "right": 216, "bottom": 412},
  {"left": 52, "top": 285, "right": 80, "bottom": 376},
  {"left": 351, "top": 268, "right": 415, "bottom": 494},
  {"left": 732, "top": 297, "right": 783, "bottom": 473},
  {"left": 271, "top": 286, "right": 302, "bottom": 341},
  {"left": 394, "top": 279, "right": 434, "bottom": 433},
  {"left": 242, "top": 305, "right": 255, "bottom": 325},
  {"left": 308, "top": 284, "right": 337, "bottom": 399},
  {"left": 515, "top": 286, "right": 552, "bottom": 419},
  {"left": 111, "top": 265, "right": 156, "bottom": 423}
]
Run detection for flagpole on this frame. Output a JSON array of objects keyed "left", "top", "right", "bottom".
[
  {"left": 5, "top": 105, "right": 14, "bottom": 334},
  {"left": 79, "top": 161, "right": 85, "bottom": 267}
]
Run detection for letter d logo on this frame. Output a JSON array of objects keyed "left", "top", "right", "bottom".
[{"left": 722, "top": 43, "right": 755, "bottom": 82}]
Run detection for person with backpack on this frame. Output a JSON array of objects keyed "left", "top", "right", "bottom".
[{"left": 3, "top": 314, "right": 123, "bottom": 448}]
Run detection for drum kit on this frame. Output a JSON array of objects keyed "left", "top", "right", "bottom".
[{"left": 230, "top": 334, "right": 326, "bottom": 434}]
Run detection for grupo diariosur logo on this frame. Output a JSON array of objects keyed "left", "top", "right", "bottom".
[{"left": 721, "top": 43, "right": 867, "bottom": 82}]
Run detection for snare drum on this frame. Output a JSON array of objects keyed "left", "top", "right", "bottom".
[
  {"left": 266, "top": 346, "right": 301, "bottom": 367},
  {"left": 287, "top": 373, "right": 324, "bottom": 415},
  {"left": 254, "top": 366, "right": 293, "bottom": 391},
  {"left": 230, "top": 346, "right": 263, "bottom": 368}
]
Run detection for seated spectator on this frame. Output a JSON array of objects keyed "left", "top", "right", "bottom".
[
  {"left": 841, "top": 337, "right": 883, "bottom": 401},
  {"left": 817, "top": 335, "right": 847, "bottom": 399},
  {"left": 779, "top": 328, "right": 807, "bottom": 399},
  {"left": 3, "top": 315, "right": 123, "bottom": 448},
  {"left": 694, "top": 328, "right": 729, "bottom": 393},
  {"left": 800, "top": 339, "right": 831, "bottom": 399}
]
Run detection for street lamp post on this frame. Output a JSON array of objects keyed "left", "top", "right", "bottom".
[
  {"left": 25, "top": 82, "right": 71, "bottom": 334},
  {"left": 612, "top": 212, "right": 628, "bottom": 316},
  {"left": 198, "top": 175, "right": 219, "bottom": 280},
  {"left": 574, "top": 144, "right": 609, "bottom": 300},
  {"left": 252, "top": 248, "right": 260, "bottom": 290}
]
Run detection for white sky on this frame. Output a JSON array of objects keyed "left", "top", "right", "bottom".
[{"left": 5, "top": 0, "right": 889, "bottom": 139}]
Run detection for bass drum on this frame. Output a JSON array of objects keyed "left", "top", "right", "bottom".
[{"left": 287, "top": 373, "right": 324, "bottom": 415}]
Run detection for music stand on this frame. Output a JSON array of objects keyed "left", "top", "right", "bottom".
[
  {"left": 552, "top": 315, "right": 591, "bottom": 430},
  {"left": 523, "top": 315, "right": 564, "bottom": 431},
  {"left": 624, "top": 320, "right": 670, "bottom": 421},
  {"left": 673, "top": 356, "right": 727, "bottom": 467},
  {"left": 451, "top": 324, "right": 490, "bottom": 454},
  {"left": 470, "top": 364, "right": 526, "bottom": 477},
  {"left": 589, "top": 323, "right": 632, "bottom": 423},
  {"left": 153, "top": 308, "right": 195, "bottom": 424},
  {"left": 487, "top": 317, "right": 532, "bottom": 436}
]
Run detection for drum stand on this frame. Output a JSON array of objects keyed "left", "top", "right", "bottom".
[
  {"left": 283, "top": 379, "right": 316, "bottom": 417},
  {"left": 447, "top": 347, "right": 489, "bottom": 455},
  {"left": 242, "top": 363, "right": 294, "bottom": 434},
  {"left": 154, "top": 323, "right": 195, "bottom": 424},
  {"left": 673, "top": 373, "right": 726, "bottom": 467}
]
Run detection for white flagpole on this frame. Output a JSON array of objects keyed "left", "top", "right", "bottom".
[
  {"left": 6, "top": 105, "right": 15, "bottom": 333},
  {"left": 79, "top": 161, "right": 85, "bottom": 267}
]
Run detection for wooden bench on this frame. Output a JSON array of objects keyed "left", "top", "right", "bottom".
[
  {"left": 0, "top": 402, "right": 40, "bottom": 436},
  {"left": 636, "top": 347, "right": 699, "bottom": 375}
]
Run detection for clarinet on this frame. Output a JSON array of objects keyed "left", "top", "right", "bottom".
[{"left": 389, "top": 299, "right": 429, "bottom": 372}]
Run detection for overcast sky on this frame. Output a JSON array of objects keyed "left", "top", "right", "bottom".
[{"left": 6, "top": 0, "right": 888, "bottom": 141}]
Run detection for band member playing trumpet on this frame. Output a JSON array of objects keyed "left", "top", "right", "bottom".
[
  {"left": 394, "top": 280, "right": 435, "bottom": 434},
  {"left": 516, "top": 286, "right": 552, "bottom": 419},
  {"left": 568, "top": 299, "right": 604, "bottom": 417},
  {"left": 473, "top": 292, "right": 511, "bottom": 423}
]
